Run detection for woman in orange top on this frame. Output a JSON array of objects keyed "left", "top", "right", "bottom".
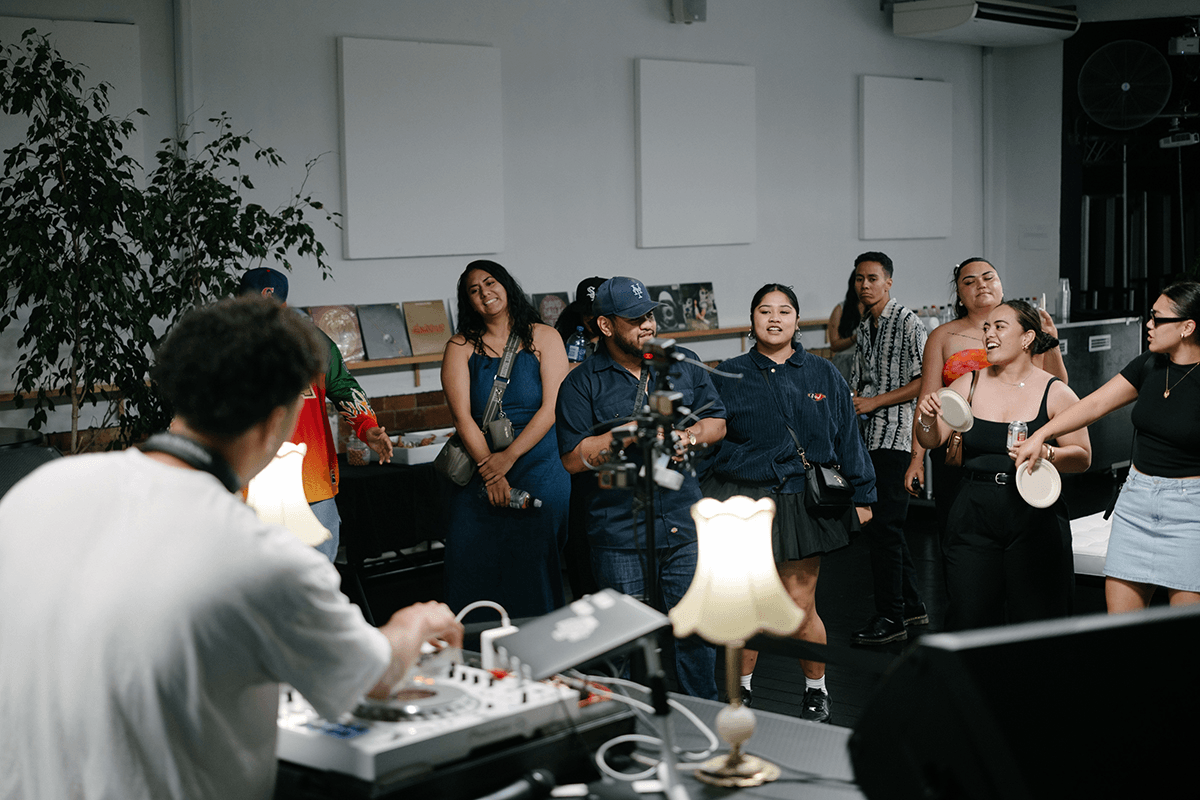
[{"left": 905, "top": 258, "right": 1067, "bottom": 551}]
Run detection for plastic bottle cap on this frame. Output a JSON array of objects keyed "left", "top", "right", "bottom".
[{"left": 532, "top": 498, "right": 543, "bottom": 508}]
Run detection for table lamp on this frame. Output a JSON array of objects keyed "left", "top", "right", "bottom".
[
  {"left": 245, "top": 442, "right": 331, "bottom": 547},
  {"left": 669, "top": 496, "right": 803, "bottom": 788}
]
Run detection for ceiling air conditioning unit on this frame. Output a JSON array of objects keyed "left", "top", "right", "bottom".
[{"left": 893, "top": 0, "right": 1080, "bottom": 48}]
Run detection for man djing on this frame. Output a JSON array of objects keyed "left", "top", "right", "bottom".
[
  {"left": 555, "top": 276, "right": 726, "bottom": 699},
  {"left": 0, "top": 297, "right": 461, "bottom": 800}
]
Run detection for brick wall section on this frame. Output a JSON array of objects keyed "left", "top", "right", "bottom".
[{"left": 337, "top": 390, "right": 453, "bottom": 449}]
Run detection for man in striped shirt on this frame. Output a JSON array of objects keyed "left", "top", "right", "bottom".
[{"left": 849, "top": 252, "right": 929, "bottom": 646}]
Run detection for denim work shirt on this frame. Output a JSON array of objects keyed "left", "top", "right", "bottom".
[{"left": 555, "top": 344, "right": 726, "bottom": 550}]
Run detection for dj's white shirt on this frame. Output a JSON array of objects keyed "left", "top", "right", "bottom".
[{"left": 0, "top": 450, "right": 390, "bottom": 800}]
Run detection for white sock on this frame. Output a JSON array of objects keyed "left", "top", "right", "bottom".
[
  {"left": 740, "top": 673, "right": 753, "bottom": 691},
  {"left": 805, "top": 675, "right": 827, "bottom": 693}
]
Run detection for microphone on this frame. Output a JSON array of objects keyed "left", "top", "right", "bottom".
[{"left": 474, "top": 769, "right": 555, "bottom": 800}]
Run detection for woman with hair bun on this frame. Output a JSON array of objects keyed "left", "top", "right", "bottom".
[
  {"left": 1016, "top": 281, "right": 1200, "bottom": 613},
  {"left": 915, "top": 300, "right": 1091, "bottom": 630},
  {"left": 906, "top": 258, "right": 1066, "bottom": 503}
]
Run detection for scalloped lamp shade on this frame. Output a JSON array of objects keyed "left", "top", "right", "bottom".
[
  {"left": 245, "top": 442, "right": 331, "bottom": 547},
  {"left": 669, "top": 496, "right": 804, "bottom": 645}
]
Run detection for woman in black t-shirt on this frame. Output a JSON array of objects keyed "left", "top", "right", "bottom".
[{"left": 1016, "top": 281, "right": 1200, "bottom": 613}]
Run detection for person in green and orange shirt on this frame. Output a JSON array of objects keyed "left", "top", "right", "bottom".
[{"left": 239, "top": 268, "right": 393, "bottom": 560}]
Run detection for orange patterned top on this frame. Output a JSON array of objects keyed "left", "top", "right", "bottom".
[{"left": 942, "top": 348, "right": 989, "bottom": 387}]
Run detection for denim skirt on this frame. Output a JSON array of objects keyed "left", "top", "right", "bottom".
[{"left": 1105, "top": 468, "right": 1200, "bottom": 592}]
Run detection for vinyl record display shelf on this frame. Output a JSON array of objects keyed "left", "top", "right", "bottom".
[{"left": 342, "top": 323, "right": 831, "bottom": 386}]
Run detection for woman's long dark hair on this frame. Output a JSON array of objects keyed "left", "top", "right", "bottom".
[
  {"left": 836, "top": 270, "right": 860, "bottom": 339},
  {"left": 1002, "top": 299, "right": 1059, "bottom": 355},
  {"left": 952, "top": 257, "right": 997, "bottom": 320},
  {"left": 455, "top": 260, "right": 539, "bottom": 356}
]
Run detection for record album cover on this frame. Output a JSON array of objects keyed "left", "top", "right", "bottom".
[
  {"left": 402, "top": 299, "right": 454, "bottom": 356},
  {"left": 680, "top": 282, "right": 718, "bottom": 330},
  {"left": 306, "top": 304, "right": 366, "bottom": 363},
  {"left": 532, "top": 291, "right": 570, "bottom": 328},
  {"left": 646, "top": 284, "right": 687, "bottom": 333},
  {"left": 356, "top": 303, "right": 412, "bottom": 360}
]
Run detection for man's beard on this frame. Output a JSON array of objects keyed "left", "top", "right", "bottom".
[{"left": 613, "top": 329, "right": 647, "bottom": 358}]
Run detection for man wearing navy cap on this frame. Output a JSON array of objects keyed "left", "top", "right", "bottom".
[
  {"left": 239, "top": 268, "right": 393, "bottom": 562},
  {"left": 555, "top": 277, "right": 725, "bottom": 699}
]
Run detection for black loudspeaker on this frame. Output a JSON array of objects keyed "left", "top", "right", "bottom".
[
  {"left": 0, "top": 443, "right": 62, "bottom": 500},
  {"left": 849, "top": 605, "right": 1200, "bottom": 800}
]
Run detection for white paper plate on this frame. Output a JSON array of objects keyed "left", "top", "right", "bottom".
[
  {"left": 937, "top": 388, "right": 974, "bottom": 433},
  {"left": 1016, "top": 460, "right": 1061, "bottom": 508}
]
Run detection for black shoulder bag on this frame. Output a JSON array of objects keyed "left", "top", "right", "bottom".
[
  {"left": 434, "top": 333, "right": 521, "bottom": 486},
  {"left": 760, "top": 366, "right": 855, "bottom": 514}
]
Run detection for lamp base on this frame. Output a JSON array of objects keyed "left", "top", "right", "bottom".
[{"left": 694, "top": 753, "right": 781, "bottom": 788}]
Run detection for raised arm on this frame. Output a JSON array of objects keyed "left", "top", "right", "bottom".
[{"left": 1013, "top": 373, "right": 1137, "bottom": 470}]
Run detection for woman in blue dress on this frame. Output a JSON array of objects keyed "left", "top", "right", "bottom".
[{"left": 441, "top": 260, "right": 571, "bottom": 620}]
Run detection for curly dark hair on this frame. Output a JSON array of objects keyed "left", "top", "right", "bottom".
[
  {"left": 154, "top": 296, "right": 325, "bottom": 438},
  {"left": 952, "top": 257, "right": 999, "bottom": 320},
  {"left": 455, "top": 260, "right": 539, "bottom": 356},
  {"left": 1001, "top": 299, "right": 1059, "bottom": 356}
]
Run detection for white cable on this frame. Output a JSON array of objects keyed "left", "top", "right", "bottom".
[
  {"left": 559, "top": 673, "right": 720, "bottom": 783},
  {"left": 454, "top": 600, "right": 510, "bottom": 627},
  {"left": 594, "top": 734, "right": 665, "bottom": 781},
  {"left": 572, "top": 674, "right": 719, "bottom": 758}
]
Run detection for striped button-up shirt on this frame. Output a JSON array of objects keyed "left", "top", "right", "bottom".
[{"left": 850, "top": 298, "right": 927, "bottom": 452}]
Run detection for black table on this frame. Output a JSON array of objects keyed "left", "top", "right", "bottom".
[
  {"left": 628, "top": 694, "right": 863, "bottom": 800},
  {"left": 333, "top": 455, "right": 451, "bottom": 623}
]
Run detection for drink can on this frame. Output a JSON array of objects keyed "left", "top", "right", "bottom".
[{"left": 1007, "top": 420, "right": 1028, "bottom": 450}]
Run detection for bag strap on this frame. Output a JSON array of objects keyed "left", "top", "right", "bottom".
[
  {"left": 480, "top": 333, "right": 521, "bottom": 428},
  {"left": 948, "top": 370, "right": 980, "bottom": 445},
  {"left": 632, "top": 365, "right": 652, "bottom": 417},
  {"left": 760, "top": 366, "right": 810, "bottom": 468}
]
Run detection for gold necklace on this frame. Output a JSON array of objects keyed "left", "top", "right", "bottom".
[{"left": 1164, "top": 361, "right": 1200, "bottom": 398}]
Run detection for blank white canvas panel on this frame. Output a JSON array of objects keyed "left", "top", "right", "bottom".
[
  {"left": 339, "top": 38, "right": 503, "bottom": 259},
  {"left": 0, "top": 18, "right": 143, "bottom": 169},
  {"left": 636, "top": 59, "right": 756, "bottom": 249},
  {"left": 860, "top": 75, "right": 953, "bottom": 240}
]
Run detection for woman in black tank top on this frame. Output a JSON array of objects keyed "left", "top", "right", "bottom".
[{"left": 914, "top": 301, "right": 1092, "bottom": 630}]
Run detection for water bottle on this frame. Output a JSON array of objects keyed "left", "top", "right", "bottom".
[
  {"left": 482, "top": 486, "right": 543, "bottom": 509},
  {"left": 1058, "top": 278, "right": 1071, "bottom": 324},
  {"left": 566, "top": 326, "right": 587, "bottom": 363},
  {"left": 1007, "top": 420, "right": 1028, "bottom": 451}
]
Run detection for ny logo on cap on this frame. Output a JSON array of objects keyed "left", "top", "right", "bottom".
[{"left": 631, "top": 284, "right": 644, "bottom": 299}]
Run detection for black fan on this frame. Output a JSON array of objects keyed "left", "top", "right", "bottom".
[{"left": 1077, "top": 39, "right": 1173, "bottom": 131}]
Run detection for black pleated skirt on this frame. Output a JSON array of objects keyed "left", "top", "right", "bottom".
[{"left": 701, "top": 473, "right": 855, "bottom": 563}]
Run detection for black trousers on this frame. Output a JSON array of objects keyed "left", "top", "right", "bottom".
[
  {"left": 943, "top": 477, "right": 1074, "bottom": 631},
  {"left": 866, "top": 449, "right": 924, "bottom": 619}
]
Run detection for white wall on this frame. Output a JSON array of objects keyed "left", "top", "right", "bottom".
[
  {"left": 4, "top": 0, "right": 1082, "bottom": 430},
  {"left": 177, "top": 0, "right": 999, "bottom": 394}
]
